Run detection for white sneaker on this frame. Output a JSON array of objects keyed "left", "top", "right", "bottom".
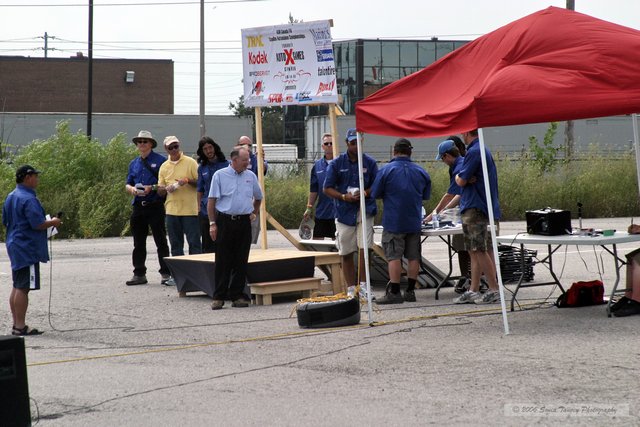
[
  {"left": 358, "top": 284, "right": 376, "bottom": 301},
  {"left": 453, "top": 291, "right": 480, "bottom": 304},
  {"left": 474, "top": 290, "right": 500, "bottom": 304}
]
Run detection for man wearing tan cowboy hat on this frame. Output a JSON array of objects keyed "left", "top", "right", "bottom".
[
  {"left": 158, "top": 136, "right": 201, "bottom": 276},
  {"left": 125, "top": 130, "right": 171, "bottom": 286}
]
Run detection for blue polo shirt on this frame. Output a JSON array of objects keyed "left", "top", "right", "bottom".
[
  {"left": 209, "top": 165, "right": 263, "bottom": 215},
  {"left": 197, "top": 160, "right": 230, "bottom": 216},
  {"left": 447, "top": 156, "right": 464, "bottom": 196},
  {"left": 457, "top": 138, "right": 501, "bottom": 219},
  {"left": 126, "top": 151, "right": 167, "bottom": 205},
  {"left": 323, "top": 152, "right": 378, "bottom": 226},
  {"left": 309, "top": 156, "right": 336, "bottom": 220},
  {"left": 2, "top": 184, "right": 49, "bottom": 270},
  {"left": 248, "top": 152, "right": 268, "bottom": 176},
  {"left": 370, "top": 156, "right": 431, "bottom": 233}
]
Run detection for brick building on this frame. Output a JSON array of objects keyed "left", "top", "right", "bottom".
[{"left": 0, "top": 55, "right": 173, "bottom": 114}]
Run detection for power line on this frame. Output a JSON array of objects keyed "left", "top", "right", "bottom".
[{"left": 0, "top": 0, "right": 267, "bottom": 7}]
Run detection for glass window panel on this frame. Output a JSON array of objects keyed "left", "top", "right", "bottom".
[
  {"left": 380, "top": 41, "right": 400, "bottom": 67},
  {"left": 348, "top": 41, "right": 356, "bottom": 65},
  {"left": 347, "top": 66, "right": 356, "bottom": 85},
  {"left": 418, "top": 42, "right": 436, "bottom": 67},
  {"left": 363, "top": 41, "right": 381, "bottom": 67},
  {"left": 399, "top": 41, "right": 418, "bottom": 67},
  {"left": 454, "top": 41, "right": 468, "bottom": 50},
  {"left": 363, "top": 66, "right": 376, "bottom": 84},
  {"left": 380, "top": 67, "right": 400, "bottom": 83},
  {"left": 435, "top": 41, "right": 455, "bottom": 60},
  {"left": 334, "top": 43, "right": 342, "bottom": 67},
  {"left": 400, "top": 66, "right": 418, "bottom": 78}
]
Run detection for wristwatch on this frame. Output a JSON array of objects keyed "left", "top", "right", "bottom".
[{"left": 209, "top": 221, "right": 216, "bottom": 226}]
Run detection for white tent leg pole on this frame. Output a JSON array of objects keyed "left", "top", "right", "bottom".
[
  {"left": 632, "top": 114, "right": 640, "bottom": 205},
  {"left": 356, "top": 132, "right": 374, "bottom": 324},
  {"left": 478, "top": 129, "right": 510, "bottom": 335}
]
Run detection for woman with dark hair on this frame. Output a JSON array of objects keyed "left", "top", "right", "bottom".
[
  {"left": 448, "top": 135, "right": 466, "bottom": 157},
  {"left": 196, "top": 136, "right": 229, "bottom": 253}
]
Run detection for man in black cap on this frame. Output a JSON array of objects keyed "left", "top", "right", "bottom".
[
  {"left": 370, "top": 139, "right": 431, "bottom": 303},
  {"left": 3, "top": 165, "right": 62, "bottom": 335},
  {"left": 125, "top": 130, "right": 171, "bottom": 286}
]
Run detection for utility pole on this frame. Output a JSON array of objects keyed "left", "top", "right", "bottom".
[
  {"left": 44, "top": 32, "right": 48, "bottom": 58},
  {"left": 87, "top": 0, "right": 93, "bottom": 139},
  {"left": 565, "top": 0, "right": 575, "bottom": 159},
  {"left": 199, "top": 0, "right": 206, "bottom": 137}
]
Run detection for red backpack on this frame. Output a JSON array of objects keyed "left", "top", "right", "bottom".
[{"left": 555, "top": 280, "right": 605, "bottom": 308}]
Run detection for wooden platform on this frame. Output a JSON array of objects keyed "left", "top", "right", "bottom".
[
  {"left": 164, "top": 249, "right": 344, "bottom": 297},
  {"left": 251, "top": 277, "right": 322, "bottom": 305}
]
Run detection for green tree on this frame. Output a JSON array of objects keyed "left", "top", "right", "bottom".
[{"left": 528, "top": 122, "right": 560, "bottom": 173}]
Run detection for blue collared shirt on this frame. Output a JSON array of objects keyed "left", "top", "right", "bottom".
[
  {"left": 309, "top": 156, "right": 336, "bottom": 220},
  {"left": 197, "top": 160, "right": 230, "bottom": 216},
  {"left": 370, "top": 156, "right": 431, "bottom": 233},
  {"left": 447, "top": 156, "right": 464, "bottom": 196},
  {"left": 457, "top": 138, "right": 501, "bottom": 219},
  {"left": 323, "top": 152, "right": 378, "bottom": 226},
  {"left": 208, "top": 165, "right": 263, "bottom": 215},
  {"left": 248, "top": 152, "right": 268, "bottom": 176},
  {"left": 126, "top": 151, "right": 167, "bottom": 205},
  {"left": 2, "top": 184, "right": 49, "bottom": 270}
]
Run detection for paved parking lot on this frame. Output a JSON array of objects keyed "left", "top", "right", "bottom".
[{"left": 1, "top": 218, "right": 639, "bottom": 426}]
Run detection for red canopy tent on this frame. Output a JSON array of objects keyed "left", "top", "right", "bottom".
[
  {"left": 356, "top": 6, "right": 640, "bottom": 137},
  {"left": 354, "top": 7, "right": 640, "bottom": 332}
]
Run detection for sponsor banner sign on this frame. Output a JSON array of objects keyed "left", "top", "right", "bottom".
[{"left": 242, "top": 20, "right": 338, "bottom": 107}]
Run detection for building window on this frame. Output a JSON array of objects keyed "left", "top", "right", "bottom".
[
  {"left": 418, "top": 42, "right": 436, "bottom": 67},
  {"left": 380, "top": 41, "right": 400, "bottom": 68}
]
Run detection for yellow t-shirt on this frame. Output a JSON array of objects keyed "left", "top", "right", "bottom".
[{"left": 158, "top": 153, "right": 199, "bottom": 216}]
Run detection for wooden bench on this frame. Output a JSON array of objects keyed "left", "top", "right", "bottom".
[{"left": 250, "top": 277, "right": 322, "bottom": 305}]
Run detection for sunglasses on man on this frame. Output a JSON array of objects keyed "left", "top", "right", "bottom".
[{"left": 166, "top": 144, "right": 180, "bottom": 151}]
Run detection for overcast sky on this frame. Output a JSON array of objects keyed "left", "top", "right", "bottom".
[{"left": 1, "top": 0, "right": 639, "bottom": 115}]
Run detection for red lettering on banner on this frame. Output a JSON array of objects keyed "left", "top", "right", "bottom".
[
  {"left": 268, "top": 93, "right": 283, "bottom": 103},
  {"left": 248, "top": 51, "right": 268, "bottom": 65},
  {"left": 316, "top": 80, "right": 335, "bottom": 95},
  {"left": 284, "top": 49, "right": 295, "bottom": 65}
]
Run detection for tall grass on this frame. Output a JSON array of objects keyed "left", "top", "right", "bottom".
[{"left": 1, "top": 124, "right": 638, "bottom": 237}]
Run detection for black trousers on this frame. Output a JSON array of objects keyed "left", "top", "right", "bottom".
[
  {"left": 130, "top": 203, "right": 170, "bottom": 276},
  {"left": 199, "top": 214, "right": 217, "bottom": 254},
  {"left": 213, "top": 213, "right": 252, "bottom": 301}
]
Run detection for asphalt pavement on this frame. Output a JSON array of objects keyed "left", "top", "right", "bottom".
[{"left": 0, "top": 218, "right": 638, "bottom": 426}]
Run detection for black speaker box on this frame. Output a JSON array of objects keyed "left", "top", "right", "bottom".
[
  {"left": 0, "top": 335, "right": 31, "bottom": 426},
  {"left": 526, "top": 208, "right": 571, "bottom": 235}
]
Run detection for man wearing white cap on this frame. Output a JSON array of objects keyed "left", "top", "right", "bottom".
[
  {"left": 158, "top": 136, "right": 201, "bottom": 274},
  {"left": 125, "top": 130, "right": 171, "bottom": 286}
]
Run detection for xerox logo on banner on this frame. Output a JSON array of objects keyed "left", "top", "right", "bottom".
[
  {"left": 242, "top": 20, "right": 338, "bottom": 107},
  {"left": 276, "top": 49, "right": 305, "bottom": 65}
]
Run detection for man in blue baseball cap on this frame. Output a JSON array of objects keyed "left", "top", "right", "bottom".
[
  {"left": 426, "top": 136, "right": 473, "bottom": 293},
  {"left": 323, "top": 128, "right": 378, "bottom": 299}
]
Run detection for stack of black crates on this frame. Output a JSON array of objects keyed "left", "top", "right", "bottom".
[{"left": 498, "top": 244, "right": 537, "bottom": 283}]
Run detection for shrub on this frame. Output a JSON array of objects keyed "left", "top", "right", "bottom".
[{"left": 0, "top": 121, "right": 136, "bottom": 239}]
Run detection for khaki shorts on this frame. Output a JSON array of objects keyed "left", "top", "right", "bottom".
[
  {"left": 381, "top": 231, "right": 421, "bottom": 261},
  {"left": 461, "top": 208, "right": 499, "bottom": 252},
  {"left": 335, "top": 215, "right": 374, "bottom": 256}
]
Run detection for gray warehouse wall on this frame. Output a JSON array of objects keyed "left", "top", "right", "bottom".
[
  {"left": 0, "top": 113, "right": 253, "bottom": 156},
  {"left": 306, "top": 115, "right": 637, "bottom": 162}
]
